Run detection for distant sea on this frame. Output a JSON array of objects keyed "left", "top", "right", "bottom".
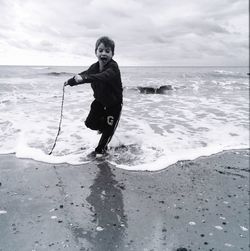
[{"left": 0, "top": 65, "right": 249, "bottom": 171}]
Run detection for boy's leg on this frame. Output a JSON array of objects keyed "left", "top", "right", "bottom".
[
  {"left": 95, "top": 104, "right": 122, "bottom": 154},
  {"left": 85, "top": 100, "right": 105, "bottom": 131}
]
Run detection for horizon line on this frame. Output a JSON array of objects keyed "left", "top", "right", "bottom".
[{"left": 0, "top": 64, "right": 248, "bottom": 68}]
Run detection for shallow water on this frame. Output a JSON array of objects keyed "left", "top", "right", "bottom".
[{"left": 0, "top": 65, "right": 249, "bottom": 170}]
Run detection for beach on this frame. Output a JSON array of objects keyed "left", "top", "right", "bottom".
[
  {"left": 0, "top": 149, "right": 249, "bottom": 251},
  {"left": 0, "top": 65, "right": 249, "bottom": 250}
]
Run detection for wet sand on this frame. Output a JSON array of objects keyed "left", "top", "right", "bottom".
[{"left": 0, "top": 149, "right": 249, "bottom": 251}]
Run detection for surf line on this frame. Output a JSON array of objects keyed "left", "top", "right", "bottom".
[{"left": 49, "top": 83, "right": 66, "bottom": 155}]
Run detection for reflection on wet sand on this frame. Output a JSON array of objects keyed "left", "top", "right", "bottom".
[{"left": 72, "top": 162, "right": 127, "bottom": 251}]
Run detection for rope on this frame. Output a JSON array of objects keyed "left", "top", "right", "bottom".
[{"left": 49, "top": 83, "right": 66, "bottom": 155}]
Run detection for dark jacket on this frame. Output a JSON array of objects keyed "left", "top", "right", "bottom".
[{"left": 68, "top": 59, "right": 123, "bottom": 107}]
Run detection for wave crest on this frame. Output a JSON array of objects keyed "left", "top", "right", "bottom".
[
  {"left": 47, "top": 72, "right": 72, "bottom": 76},
  {"left": 211, "top": 70, "right": 248, "bottom": 78}
]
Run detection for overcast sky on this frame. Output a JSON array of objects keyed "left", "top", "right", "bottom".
[{"left": 0, "top": 0, "right": 248, "bottom": 66}]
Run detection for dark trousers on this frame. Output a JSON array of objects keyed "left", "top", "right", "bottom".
[{"left": 85, "top": 100, "right": 122, "bottom": 153}]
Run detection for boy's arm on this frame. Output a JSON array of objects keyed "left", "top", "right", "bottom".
[
  {"left": 64, "top": 69, "right": 89, "bottom": 86},
  {"left": 79, "top": 64, "right": 118, "bottom": 83},
  {"left": 65, "top": 62, "right": 119, "bottom": 86}
]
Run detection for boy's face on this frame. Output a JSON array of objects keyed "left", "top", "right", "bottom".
[{"left": 96, "top": 43, "right": 113, "bottom": 66}]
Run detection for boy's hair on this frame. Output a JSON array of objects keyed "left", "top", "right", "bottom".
[{"left": 95, "top": 36, "right": 115, "bottom": 55}]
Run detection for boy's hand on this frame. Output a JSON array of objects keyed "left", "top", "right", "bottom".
[
  {"left": 74, "top": 74, "right": 83, "bottom": 83},
  {"left": 64, "top": 77, "right": 77, "bottom": 86}
]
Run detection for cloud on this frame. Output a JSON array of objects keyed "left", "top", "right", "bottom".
[{"left": 0, "top": 0, "right": 248, "bottom": 66}]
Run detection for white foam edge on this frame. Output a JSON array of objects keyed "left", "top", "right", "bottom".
[
  {"left": 15, "top": 144, "right": 90, "bottom": 165},
  {"left": 110, "top": 144, "right": 248, "bottom": 171}
]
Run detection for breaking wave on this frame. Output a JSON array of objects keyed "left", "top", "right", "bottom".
[
  {"left": 210, "top": 70, "right": 248, "bottom": 78},
  {"left": 46, "top": 71, "right": 72, "bottom": 76}
]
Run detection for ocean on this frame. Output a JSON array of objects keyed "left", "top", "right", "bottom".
[{"left": 0, "top": 65, "right": 249, "bottom": 171}]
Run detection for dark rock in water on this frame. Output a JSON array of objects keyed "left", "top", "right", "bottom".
[
  {"left": 138, "top": 85, "right": 173, "bottom": 94},
  {"left": 176, "top": 248, "right": 188, "bottom": 251},
  {"left": 158, "top": 85, "right": 173, "bottom": 92},
  {"left": 138, "top": 87, "right": 155, "bottom": 94}
]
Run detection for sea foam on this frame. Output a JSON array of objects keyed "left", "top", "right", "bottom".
[{"left": 0, "top": 66, "right": 249, "bottom": 171}]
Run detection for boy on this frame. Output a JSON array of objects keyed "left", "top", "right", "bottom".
[{"left": 65, "top": 36, "right": 123, "bottom": 157}]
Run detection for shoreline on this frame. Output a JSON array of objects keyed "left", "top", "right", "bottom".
[
  {"left": 0, "top": 149, "right": 249, "bottom": 250},
  {"left": 1, "top": 147, "right": 249, "bottom": 172}
]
